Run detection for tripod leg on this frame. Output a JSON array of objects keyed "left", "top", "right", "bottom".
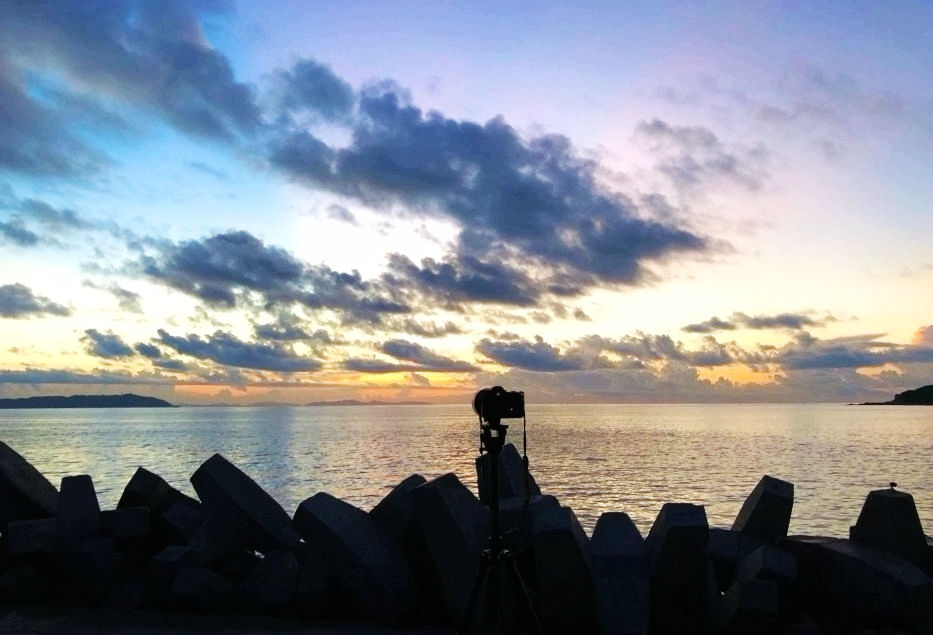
[
  {"left": 507, "top": 558, "right": 544, "bottom": 634},
  {"left": 458, "top": 557, "right": 489, "bottom": 635}
]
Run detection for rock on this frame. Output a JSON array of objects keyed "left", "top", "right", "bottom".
[
  {"left": 6, "top": 516, "right": 57, "bottom": 556},
  {"left": 735, "top": 545, "right": 796, "bottom": 585},
  {"left": 588, "top": 511, "right": 648, "bottom": 635},
  {"left": 720, "top": 578, "right": 782, "bottom": 634},
  {"left": 57, "top": 475, "right": 101, "bottom": 543},
  {"left": 294, "top": 492, "right": 417, "bottom": 623},
  {"left": 169, "top": 565, "right": 236, "bottom": 613},
  {"left": 531, "top": 503, "right": 595, "bottom": 632},
  {"left": 849, "top": 487, "right": 927, "bottom": 567},
  {"left": 190, "top": 453, "right": 299, "bottom": 553},
  {"left": 781, "top": 535, "right": 933, "bottom": 626},
  {"left": 732, "top": 475, "right": 794, "bottom": 543},
  {"left": 646, "top": 503, "right": 711, "bottom": 635},
  {"left": 238, "top": 550, "right": 298, "bottom": 614},
  {"left": 475, "top": 442, "right": 541, "bottom": 505},
  {"left": 707, "top": 528, "right": 764, "bottom": 591},
  {"left": 0, "top": 441, "right": 58, "bottom": 525},
  {"left": 410, "top": 472, "right": 486, "bottom": 623}
]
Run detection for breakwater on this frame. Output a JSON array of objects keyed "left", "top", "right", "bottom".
[{"left": 1, "top": 440, "right": 931, "bottom": 634}]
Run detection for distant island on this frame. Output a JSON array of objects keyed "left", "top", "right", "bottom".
[
  {"left": 861, "top": 384, "right": 933, "bottom": 406},
  {"left": 305, "top": 399, "right": 429, "bottom": 406},
  {"left": 0, "top": 393, "right": 175, "bottom": 409}
]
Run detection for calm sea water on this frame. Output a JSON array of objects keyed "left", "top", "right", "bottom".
[{"left": 0, "top": 403, "right": 929, "bottom": 537}]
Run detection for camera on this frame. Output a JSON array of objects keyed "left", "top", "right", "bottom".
[{"left": 472, "top": 385, "right": 525, "bottom": 422}]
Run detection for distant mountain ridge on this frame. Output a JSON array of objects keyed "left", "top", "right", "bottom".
[
  {"left": 862, "top": 385, "right": 933, "bottom": 406},
  {"left": 305, "top": 399, "right": 429, "bottom": 406},
  {"left": 0, "top": 393, "right": 174, "bottom": 409}
]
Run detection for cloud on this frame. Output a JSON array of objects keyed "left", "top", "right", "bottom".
[
  {"left": 272, "top": 58, "right": 355, "bottom": 123},
  {"left": 476, "top": 336, "right": 593, "bottom": 371},
  {"left": 775, "top": 333, "right": 933, "bottom": 370},
  {"left": 379, "top": 339, "right": 478, "bottom": 372},
  {"left": 156, "top": 328, "right": 322, "bottom": 372},
  {"left": 19, "top": 199, "right": 93, "bottom": 231},
  {"left": 0, "top": 283, "right": 70, "bottom": 318},
  {"left": 270, "top": 88, "right": 709, "bottom": 297},
  {"left": 635, "top": 118, "right": 770, "bottom": 192},
  {"left": 391, "top": 318, "right": 464, "bottom": 338},
  {"left": 0, "top": 218, "right": 40, "bottom": 246},
  {"left": 913, "top": 325, "right": 933, "bottom": 347},
  {"left": 134, "top": 343, "right": 162, "bottom": 359},
  {"left": 82, "top": 329, "right": 134, "bottom": 358},
  {"left": 683, "top": 311, "right": 835, "bottom": 333},
  {"left": 82, "top": 280, "right": 143, "bottom": 313},
  {"left": 139, "top": 230, "right": 408, "bottom": 322}
]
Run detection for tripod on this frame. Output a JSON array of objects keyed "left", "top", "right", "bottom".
[{"left": 458, "top": 418, "right": 543, "bottom": 634}]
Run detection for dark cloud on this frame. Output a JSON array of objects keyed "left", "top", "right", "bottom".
[
  {"left": 273, "top": 58, "right": 355, "bottom": 123},
  {"left": 157, "top": 328, "right": 322, "bottom": 372},
  {"left": 391, "top": 318, "right": 464, "bottom": 338},
  {"left": 636, "top": 118, "right": 769, "bottom": 192},
  {"left": 19, "top": 199, "right": 93, "bottom": 231},
  {"left": 139, "top": 230, "right": 408, "bottom": 323},
  {"left": 0, "top": 217, "right": 40, "bottom": 246},
  {"left": 0, "top": 283, "right": 70, "bottom": 318},
  {"left": 0, "top": 1, "right": 259, "bottom": 143},
  {"left": 775, "top": 334, "right": 933, "bottom": 370},
  {"left": 82, "top": 329, "right": 134, "bottom": 358},
  {"left": 270, "top": 91, "right": 708, "bottom": 297},
  {"left": 476, "top": 336, "right": 592, "bottom": 371},
  {"left": 683, "top": 311, "right": 834, "bottom": 333},
  {"left": 134, "top": 343, "right": 162, "bottom": 359},
  {"left": 379, "top": 339, "right": 478, "bottom": 372}
]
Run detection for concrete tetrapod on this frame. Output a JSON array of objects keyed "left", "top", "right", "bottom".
[
  {"left": 849, "top": 486, "right": 928, "bottom": 568},
  {"left": 0, "top": 441, "right": 58, "bottom": 525},
  {"left": 293, "top": 492, "right": 417, "bottom": 624},
  {"left": 190, "top": 453, "right": 299, "bottom": 553},
  {"left": 588, "top": 511, "right": 648, "bottom": 635},
  {"left": 732, "top": 475, "right": 794, "bottom": 543}
]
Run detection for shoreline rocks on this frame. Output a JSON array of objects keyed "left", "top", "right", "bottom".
[{"left": 0, "top": 441, "right": 930, "bottom": 633}]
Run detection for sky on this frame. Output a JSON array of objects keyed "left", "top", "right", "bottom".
[{"left": 0, "top": 0, "right": 931, "bottom": 405}]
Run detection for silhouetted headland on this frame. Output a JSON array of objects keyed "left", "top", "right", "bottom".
[
  {"left": 0, "top": 393, "right": 174, "bottom": 409},
  {"left": 861, "top": 384, "right": 933, "bottom": 406}
]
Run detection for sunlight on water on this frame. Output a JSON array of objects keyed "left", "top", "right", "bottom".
[{"left": 1, "top": 403, "right": 930, "bottom": 537}]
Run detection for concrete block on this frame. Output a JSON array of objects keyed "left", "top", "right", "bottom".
[
  {"left": 849, "top": 487, "right": 927, "bottom": 567},
  {"left": 646, "top": 503, "right": 710, "bottom": 635},
  {"left": 146, "top": 544, "right": 190, "bottom": 606},
  {"left": 0, "top": 563, "right": 58, "bottom": 604},
  {"left": 588, "top": 511, "right": 648, "bottom": 635},
  {"left": 155, "top": 500, "right": 206, "bottom": 545},
  {"left": 410, "top": 472, "right": 486, "bottom": 622},
  {"left": 707, "top": 527, "right": 763, "bottom": 591},
  {"left": 732, "top": 475, "right": 794, "bottom": 543},
  {"left": 69, "top": 536, "right": 122, "bottom": 604},
  {"left": 531, "top": 503, "right": 595, "bottom": 632},
  {"left": 57, "top": 475, "right": 101, "bottom": 542},
  {"left": 369, "top": 473, "right": 427, "bottom": 545},
  {"left": 169, "top": 565, "right": 236, "bottom": 613},
  {"left": 191, "top": 453, "right": 299, "bottom": 552},
  {"left": 6, "top": 516, "right": 57, "bottom": 556},
  {"left": 0, "top": 441, "right": 58, "bottom": 524},
  {"left": 118, "top": 466, "right": 174, "bottom": 510},
  {"left": 781, "top": 535, "right": 933, "bottom": 626},
  {"left": 187, "top": 515, "right": 237, "bottom": 566},
  {"left": 238, "top": 549, "right": 298, "bottom": 614},
  {"left": 292, "top": 541, "right": 332, "bottom": 617},
  {"left": 735, "top": 544, "right": 796, "bottom": 585},
  {"left": 294, "top": 492, "right": 416, "bottom": 623},
  {"left": 721, "top": 578, "right": 781, "bottom": 635},
  {"left": 475, "top": 442, "right": 541, "bottom": 505},
  {"left": 212, "top": 547, "right": 261, "bottom": 583},
  {"left": 101, "top": 506, "right": 150, "bottom": 540}
]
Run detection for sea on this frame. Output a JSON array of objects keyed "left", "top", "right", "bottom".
[{"left": 1, "top": 403, "right": 930, "bottom": 537}]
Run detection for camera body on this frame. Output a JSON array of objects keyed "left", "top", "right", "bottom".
[{"left": 472, "top": 385, "right": 525, "bottom": 422}]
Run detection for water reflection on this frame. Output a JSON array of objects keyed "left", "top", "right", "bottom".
[{"left": 0, "top": 403, "right": 929, "bottom": 536}]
